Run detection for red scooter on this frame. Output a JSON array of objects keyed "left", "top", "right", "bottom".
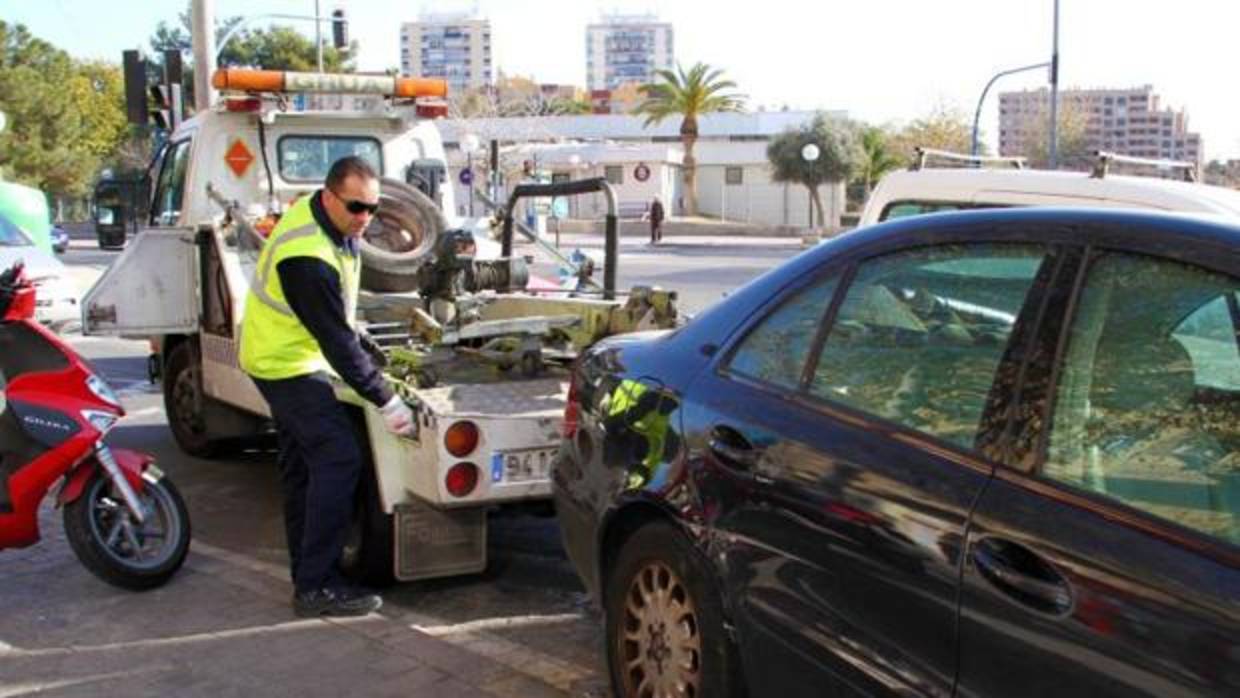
[{"left": 1, "top": 262, "right": 190, "bottom": 589}]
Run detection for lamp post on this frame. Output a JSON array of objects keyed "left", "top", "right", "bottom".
[
  {"left": 461, "top": 133, "right": 480, "bottom": 217},
  {"left": 801, "top": 143, "right": 820, "bottom": 229},
  {"left": 971, "top": 61, "right": 1051, "bottom": 157},
  {"left": 1049, "top": 0, "right": 1061, "bottom": 169}
]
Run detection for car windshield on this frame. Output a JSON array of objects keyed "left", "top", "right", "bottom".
[{"left": 0, "top": 215, "right": 34, "bottom": 247}]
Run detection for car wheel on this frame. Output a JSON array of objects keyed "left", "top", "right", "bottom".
[{"left": 604, "top": 521, "right": 741, "bottom": 698}]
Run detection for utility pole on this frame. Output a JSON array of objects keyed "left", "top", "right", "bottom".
[
  {"left": 1049, "top": 0, "right": 1061, "bottom": 169},
  {"left": 191, "top": 0, "right": 217, "bottom": 111},
  {"left": 315, "top": 0, "right": 324, "bottom": 73}
]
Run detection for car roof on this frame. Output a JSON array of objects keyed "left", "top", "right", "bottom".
[{"left": 867, "top": 168, "right": 1240, "bottom": 217}]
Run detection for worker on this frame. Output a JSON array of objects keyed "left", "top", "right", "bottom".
[{"left": 239, "top": 156, "right": 413, "bottom": 618}]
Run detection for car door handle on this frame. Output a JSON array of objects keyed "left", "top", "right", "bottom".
[
  {"left": 708, "top": 425, "right": 761, "bottom": 470},
  {"left": 971, "top": 537, "right": 1073, "bottom": 615}
]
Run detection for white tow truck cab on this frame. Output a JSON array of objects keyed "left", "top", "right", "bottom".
[
  {"left": 82, "top": 70, "right": 677, "bottom": 583},
  {"left": 859, "top": 148, "right": 1240, "bottom": 227}
]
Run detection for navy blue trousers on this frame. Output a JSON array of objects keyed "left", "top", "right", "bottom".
[{"left": 252, "top": 372, "right": 361, "bottom": 594}]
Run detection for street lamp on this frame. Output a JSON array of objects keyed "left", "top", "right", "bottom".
[
  {"left": 801, "top": 143, "right": 820, "bottom": 229},
  {"left": 461, "top": 133, "right": 480, "bottom": 217},
  {"left": 971, "top": 61, "right": 1051, "bottom": 157}
]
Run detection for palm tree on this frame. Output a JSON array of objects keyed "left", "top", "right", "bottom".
[
  {"left": 637, "top": 63, "right": 745, "bottom": 216},
  {"left": 856, "top": 126, "right": 903, "bottom": 201}
]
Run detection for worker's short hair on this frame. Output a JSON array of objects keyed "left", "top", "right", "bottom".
[{"left": 326, "top": 156, "right": 378, "bottom": 190}]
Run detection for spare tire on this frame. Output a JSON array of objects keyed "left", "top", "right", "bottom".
[{"left": 360, "top": 178, "right": 445, "bottom": 292}]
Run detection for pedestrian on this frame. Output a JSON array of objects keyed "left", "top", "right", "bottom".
[
  {"left": 238, "top": 156, "right": 414, "bottom": 618},
  {"left": 649, "top": 195, "right": 665, "bottom": 244}
]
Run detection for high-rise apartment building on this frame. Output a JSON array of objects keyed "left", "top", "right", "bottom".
[
  {"left": 999, "top": 85, "right": 1202, "bottom": 166},
  {"left": 585, "top": 14, "right": 674, "bottom": 91},
  {"left": 400, "top": 13, "right": 492, "bottom": 92}
]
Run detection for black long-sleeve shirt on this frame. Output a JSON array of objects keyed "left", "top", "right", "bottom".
[{"left": 276, "top": 191, "right": 393, "bottom": 407}]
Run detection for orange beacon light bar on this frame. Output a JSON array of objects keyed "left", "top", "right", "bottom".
[{"left": 212, "top": 69, "right": 448, "bottom": 99}]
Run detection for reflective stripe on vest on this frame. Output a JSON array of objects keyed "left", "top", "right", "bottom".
[{"left": 238, "top": 196, "right": 361, "bottom": 380}]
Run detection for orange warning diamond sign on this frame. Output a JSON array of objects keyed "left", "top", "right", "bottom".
[{"left": 224, "top": 139, "right": 254, "bottom": 178}]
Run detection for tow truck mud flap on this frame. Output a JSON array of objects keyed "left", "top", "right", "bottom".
[{"left": 394, "top": 498, "right": 487, "bottom": 581}]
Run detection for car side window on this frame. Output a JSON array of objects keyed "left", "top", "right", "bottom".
[
  {"left": 726, "top": 274, "right": 839, "bottom": 390},
  {"left": 808, "top": 244, "right": 1048, "bottom": 450},
  {"left": 1044, "top": 253, "right": 1240, "bottom": 545},
  {"left": 150, "top": 139, "right": 192, "bottom": 227}
]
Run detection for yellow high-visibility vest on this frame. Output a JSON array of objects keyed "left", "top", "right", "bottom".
[{"left": 238, "top": 195, "right": 360, "bottom": 380}]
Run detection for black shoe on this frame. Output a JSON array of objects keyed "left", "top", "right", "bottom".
[{"left": 293, "top": 586, "right": 383, "bottom": 618}]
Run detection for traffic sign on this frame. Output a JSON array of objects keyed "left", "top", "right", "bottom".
[{"left": 459, "top": 168, "right": 474, "bottom": 185}]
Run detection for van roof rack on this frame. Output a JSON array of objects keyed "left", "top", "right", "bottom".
[
  {"left": 1091, "top": 151, "right": 1199, "bottom": 183},
  {"left": 911, "top": 148, "right": 1026, "bottom": 171}
]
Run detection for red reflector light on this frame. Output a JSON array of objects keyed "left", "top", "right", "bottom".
[
  {"left": 444, "top": 421, "right": 479, "bottom": 457},
  {"left": 562, "top": 377, "right": 581, "bottom": 439},
  {"left": 224, "top": 97, "right": 262, "bottom": 112},
  {"left": 445, "top": 462, "right": 479, "bottom": 498},
  {"left": 416, "top": 102, "right": 449, "bottom": 119}
]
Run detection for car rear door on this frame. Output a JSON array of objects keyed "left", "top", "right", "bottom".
[
  {"left": 956, "top": 234, "right": 1240, "bottom": 697},
  {"left": 686, "top": 233, "right": 1066, "bottom": 696}
]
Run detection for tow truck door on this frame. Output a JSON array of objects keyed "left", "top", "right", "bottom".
[{"left": 81, "top": 227, "right": 200, "bottom": 336}]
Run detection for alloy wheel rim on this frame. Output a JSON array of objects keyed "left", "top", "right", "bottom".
[
  {"left": 618, "top": 561, "right": 702, "bottom": 698},
  {"left": 87, "top": 477, "right": 181, "bottom": 570}
]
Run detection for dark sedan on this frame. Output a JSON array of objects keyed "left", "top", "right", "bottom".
[{"left": 553, "top": 208, "right": 1240, "bottom": 698}]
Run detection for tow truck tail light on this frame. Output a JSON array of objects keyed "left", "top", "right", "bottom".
[
  {"left": 444, "top": 421, "right": 479, "bottom": 457},
  {"left": 224, "top": 97, "right": 262, "bottom": 113},
  {"left": 445, "top": 462, "right": 479, "bottom": 498}
]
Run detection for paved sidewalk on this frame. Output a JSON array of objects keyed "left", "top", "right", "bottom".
[{"left": 0, "top": 504, "right": 576, "bottom": 698}]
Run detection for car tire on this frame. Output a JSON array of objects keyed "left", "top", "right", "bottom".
[
  {"left": 604, "top": 521, "right": 742, "bottom": 698},
  {"left": 359, "top": 178, "right": 444, "bottom": 293}
]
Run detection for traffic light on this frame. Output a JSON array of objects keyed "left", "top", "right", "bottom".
[
  {"left": 122, "top": 50, "right": 148, "bottom": 126},
  {"left": 149, "top": 83, "right": 183, "bottom": 132},
  {"left": 331, "top": 9, "right": 348, "bottom": 49}
]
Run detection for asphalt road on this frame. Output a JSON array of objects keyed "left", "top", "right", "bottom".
[{"left": 56, "top": 228, "right": 802, "bottom": 694}]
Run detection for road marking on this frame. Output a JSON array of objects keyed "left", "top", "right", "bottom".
[
  {"left": 122, "top": 406, "right": 165, "bottom": 420},
  {"left": 0, "top": 618, "right": 380, "bottom": 659},
  {"left": 0, "top": 668, "right": 166, "bottom": 698},
  {"left": 191, "top": 540, "right": 599, "bottom": 690},
  {"left": 412, "top": 612, "right": 585, "bottom": 636}
]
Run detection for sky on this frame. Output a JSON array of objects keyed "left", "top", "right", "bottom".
[{"left": 5, "top": 0, "right": 1239, "bottom": 160}]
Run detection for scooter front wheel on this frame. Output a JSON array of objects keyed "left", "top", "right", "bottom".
[{"left": 63, "top": 471, "right": 191, "bottom": 590}]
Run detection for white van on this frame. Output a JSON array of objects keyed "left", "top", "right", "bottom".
[{"left": 859, "top": 150, "right": 1240, "bottom": 227}]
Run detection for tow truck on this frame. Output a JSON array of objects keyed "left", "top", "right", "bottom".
[{"left": 81, "top": 69, "right": 677, "bottom": 583}]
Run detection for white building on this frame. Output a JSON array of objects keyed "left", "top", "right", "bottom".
[
  {"left": 400, "top": 13, "right": 492, "bottom": 92},
  {"left": 586, "top": 14, "right": 674, "bottom": 91},
  {"left": 437, "top": 111, "right": 848, "bottom": 228}
]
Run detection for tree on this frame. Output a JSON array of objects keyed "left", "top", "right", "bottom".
[
  {"left": 886, "top": 103, "right": 979, "bottom": 166},
  {"left": 854, "top": 125, "right": 903, "bottom": 202},
  {"left": 148, "top": 4, "right": 353, "bottom": 108},
  {"left": 767, "top": 114, "right": 863, "bottom": 230},
  {"left": 0, "top": 22, "right": 130, "bottom": 201},
  {"left": 1017, "top": 99, "right": 1092, "bottom": 171},
  {"left": 636, "top": 63, "right": 745, "bottom": 216}
]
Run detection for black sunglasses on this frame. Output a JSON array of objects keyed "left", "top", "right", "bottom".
[{"left": 331, "top": 190, "right": 380, "bottom": 215}]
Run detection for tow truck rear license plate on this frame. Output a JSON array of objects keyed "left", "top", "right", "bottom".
[{"left": 491, "top": 447, "right": 556, "bottom": 483}]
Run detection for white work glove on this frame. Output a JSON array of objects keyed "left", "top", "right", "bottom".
[{"left": 379, "top": 395, "right": 414, "bottom": 436}]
